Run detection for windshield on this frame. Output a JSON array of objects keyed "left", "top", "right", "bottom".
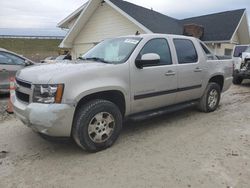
[
  {"left": 233, "top": 46, "right": 248, "bottom": 57},
  {"left": 245, "top": 46, "right": 250, "bottom": 53},
  {"left": 81, "top": 37, "right": 142, "bottom": 64}
]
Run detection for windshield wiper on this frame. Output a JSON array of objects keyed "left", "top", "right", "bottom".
[
  {"left": 81, "top": 57, "right": 110, "bottom": 64},
  {"left": 77, "top": 57, "right": 85, "bottom": 60}
]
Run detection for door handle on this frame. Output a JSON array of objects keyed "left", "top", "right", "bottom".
[
  {"left": 165, "top": 70, "right": 176, "bottom": 76},
  {"left": 194, "top": 67, "right": 203, "bottom": 72}
]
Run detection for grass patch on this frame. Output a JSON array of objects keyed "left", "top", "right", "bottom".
[{"left": 0, "top": 38, "right": 63, "bottom": 62}]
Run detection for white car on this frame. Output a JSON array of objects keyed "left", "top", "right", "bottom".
[{"left": 232, "top": 45, "right": 250, "bottom": 84}]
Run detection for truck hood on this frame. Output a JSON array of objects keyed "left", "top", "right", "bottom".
[
  {"left": 242, "top": 52, "right": 250, "bottom": 60},
  {"left": 16, "top": 60, "right": 111, "bottom": 84}
]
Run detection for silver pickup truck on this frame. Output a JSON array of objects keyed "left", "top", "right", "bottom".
[{"left": 13, "top": 34, "right": 233, "bottom": 152}]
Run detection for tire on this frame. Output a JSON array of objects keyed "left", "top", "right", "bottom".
[
  {"left": 72, "top": 99, "right": 123, "bottom": 152},
  {"left": 233, "top": 76, "right": 243, "bottom": 85},
  {"left": 197, "top": 82, "right": 221, "bottom": 113}
]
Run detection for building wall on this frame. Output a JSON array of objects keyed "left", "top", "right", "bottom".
[
  {"left": 206, "top": 42, "right": 236, "bottom": 56},
  {"left": 71, "top": 2, "right": 145, "bottom": 59},
  {"left": 206, "top": 32, "right": 241, "bottom": 56},
  {"left": 232, "top": 31, "right": 240, "bottom": 44}
]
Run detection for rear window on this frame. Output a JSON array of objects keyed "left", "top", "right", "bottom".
[
  {"left": 174, "top": 39, "right": 198, "bottom": 64},
  {"left": 200, "top": 42, "right": 211, "bottom": 55},
  {"left": 233, "top": 46, "right": 248, "bottom": 57}
]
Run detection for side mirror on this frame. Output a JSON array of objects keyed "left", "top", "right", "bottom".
[{"left": 135, "top": 53, "right": 160, "bottom": 69}]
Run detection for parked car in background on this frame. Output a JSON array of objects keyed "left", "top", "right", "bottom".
[
  {"left": 232, "top": 45, "right": 250, "bottom": 84},
  {"left": 13, "top": 34, "right": 233, "bottom": 152},
  {"left": 41, "top": 53, "right": 72, "bottom": 64},
  {"left": 40, "top": 56, "right": 55, "bottom": 63},
  {"left": 0, "top": 48, "right": 35, "bottom": 93}
]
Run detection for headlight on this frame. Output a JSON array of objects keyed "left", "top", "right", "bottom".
[{"left": 33, "top": 84, "right": 64, "bottom": 104}]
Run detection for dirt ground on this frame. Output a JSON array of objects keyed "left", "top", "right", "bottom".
[{"left": 0, "top": 82, "right": 250, "bottom": 188}]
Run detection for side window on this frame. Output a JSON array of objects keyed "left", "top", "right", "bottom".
[
  {"left": 0, "top": 52, "right": 25, "bottom": 65},
  {"left": 0, "top": 53, "right": 11, "bottom": 65},
  {"left": 174, "top": 39, "right": 198, "bottom": 64},
  {"left": 200, "top": 42, "right": 218, "bottom": 60},
  {"left": 137, "top": 38, "right": 172, "bottom": 66},
  {"left": 200, "top": 42, "right": 211, "bottom": 55}
]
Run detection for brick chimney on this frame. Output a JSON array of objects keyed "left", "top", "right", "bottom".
[{"left": 183, "top": 24, "right": 204, "bottom": 39}]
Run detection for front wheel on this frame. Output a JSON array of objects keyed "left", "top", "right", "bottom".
[
  {"left": 72, "top": 99, "right": 123, "bottom": 152},
  {"left": 197, "top": 82, "right": 221, "bottom": 113}
]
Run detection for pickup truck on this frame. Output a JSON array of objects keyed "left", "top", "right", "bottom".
[
  {"left": 232, "top": 45, "right": 250, "bottom": 84},
  {"left": 12, "top": 34, "right": 233, "bottom": 152}
]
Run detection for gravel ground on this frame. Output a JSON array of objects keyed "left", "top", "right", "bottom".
[
  {"left": 0, "top": 94, "right": 13, "bottom": 122},
  {"left": 0, "top": 82, "right": 250, "bottom": 188}
]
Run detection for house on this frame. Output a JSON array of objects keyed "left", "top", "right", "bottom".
[{"left": 58, "top": 0, "right": 250, "bottom": 59}]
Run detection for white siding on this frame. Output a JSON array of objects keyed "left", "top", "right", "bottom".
[
  {"left": 220, "top": 43, "right": 235, "bottom": 56},
  {"left": 232, "top": 32, "right": 240, "bottom": 44},
  {"left": 68, "top": 17, "right": 78, "bottom": 29},
  {"left": 206, "top": 43, "right": 235, "bottom": 56},
  {"left": 72, "top": 2, "right": 145, "bottom": 59}
]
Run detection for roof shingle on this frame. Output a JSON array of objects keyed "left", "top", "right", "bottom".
[
  {"left": 180, "top": 9, "right": 245, "bottom": 41},
  {"left": 110, "top": 0, "right": 245, "bottom": 41},
  {"left": 110, "top": 0, "right": 183, "bottom": 35}
]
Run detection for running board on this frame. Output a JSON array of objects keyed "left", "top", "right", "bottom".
[{"left": 128, "top": 100, "right": 198, "bottom": 122}]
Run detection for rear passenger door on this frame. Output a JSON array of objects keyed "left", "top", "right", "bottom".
[{"left": 173, "top": 39, "right": 204, "bottom": 103}]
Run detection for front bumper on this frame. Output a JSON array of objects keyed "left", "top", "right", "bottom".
[
  {"left": 12, "top": 93, "right": 75, "bottom": 137},
  {"left": 234, "top": 70, "right": 250, "bottom": 79}
]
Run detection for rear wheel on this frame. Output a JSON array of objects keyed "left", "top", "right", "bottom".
[
  {"left": 197, "top": 82, "right": 221, "bottom": 113},
  {"left": 72, "top": 99, "right": 123, "bottom": 152},
  {"left": 233, "top": 76, "right": 243, "bottom": 85}
]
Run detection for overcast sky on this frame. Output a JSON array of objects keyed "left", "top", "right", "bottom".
[{"left": 0, "top": 0, "right": 249, "bottom": 29}]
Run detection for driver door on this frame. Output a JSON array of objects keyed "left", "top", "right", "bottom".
[{"left": 130, "top": 38, "right": 178, "bottom": 114}]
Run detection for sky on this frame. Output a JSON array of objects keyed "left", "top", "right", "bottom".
[{"left": 0, "top": 0, "right": 249, "bottom": 35}]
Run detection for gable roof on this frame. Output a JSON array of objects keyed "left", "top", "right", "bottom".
[
  {"left": 109, "top": 0, "right": 183, "bottom": 35},
  {"left": 180, "top": 9, "right": 246, "bottom": 41},
  {"left": 59, "top": 0, "right": 248, "bottom": 47},
  {"left": 110, "top": 0, "right": 246, "bottom": 41},
  {"left": 57, "top": 2, "right": 88, "bottom": 29}
]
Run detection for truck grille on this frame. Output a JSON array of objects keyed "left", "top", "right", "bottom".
[
  {"left": 15, "top": 77, "right": 32, "bottom": 104},
  {"left": 16, "top": 90, "right": 30, "bottom": 103},
  {"left": 16, "top": 78, "right": 32, "bottom": 89}
]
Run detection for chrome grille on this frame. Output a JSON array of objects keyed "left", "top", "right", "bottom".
[
  {"left": 16, "top": 78, "right": 32, "bottom": 89},
  {"left": 15, "top": 77, "right": 33, "bottom": 104},
  {"left": 16, "top": 90, "right": 29, "bottom": 103}
]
